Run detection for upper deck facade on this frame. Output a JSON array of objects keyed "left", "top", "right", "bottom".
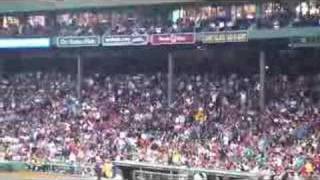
[{"left": 0, "top": 0, "right": 318, "bottom": 48}]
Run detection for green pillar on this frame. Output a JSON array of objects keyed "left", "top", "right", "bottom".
[
  {"left": 259, "top": 50, "right": 266, "bottom": 112},
  {"left": 255, "top": 0, "right": 263, "bottom": 19}
]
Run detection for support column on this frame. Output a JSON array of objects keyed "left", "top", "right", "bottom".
[
  {"left": 77, "top": 54, "right": 82, "bottom": 100},
  {"left": 255, "top": 0, "right": 263, "bottom": 28},
  {"left": 0, "top": 59, "right": 3, "bottom": 76},
  {"left": 259, "top": 50, "right": 266, "bottom": 112},
  {"left": 168, "top": 52, "right": 174, "bottom": 107}
]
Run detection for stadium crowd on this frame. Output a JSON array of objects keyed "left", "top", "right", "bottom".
[
  {"left": 0, "top": 2, "right": 320, "bottom": 36},
  {"left": 0, "top": 15, "right": 50, "bottom": 36},
  {"left": 0, "top": 70, "right": 319, "bottom": 179}
]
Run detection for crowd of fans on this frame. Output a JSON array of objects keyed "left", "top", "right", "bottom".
[
  {"left": 0, "top": 70, "right": 319, "bottom": 179},
  {"left": 0, "top": 2, "right": 320, "bottom": 36},
  {"left": 0, "top": 15, "right": 50, "bottom": 36}
]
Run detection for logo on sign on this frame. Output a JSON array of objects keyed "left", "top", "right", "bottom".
[
  {"left": 201, "top": 31, "right": 248, "bottom": 44},
  {"left": 151, "top": 33, "right": 196, "bottom": 45},
  {"left": 132, "top": 36, "right": 147, "bottom": 44},
  {"left": 57, "top": 36, "right": 100, "bottom": 47},
  {"left": 102, "top": 35, "right": 148, "bottom": 46}
]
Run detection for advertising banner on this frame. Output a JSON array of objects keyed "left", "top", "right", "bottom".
[
  {"left": 102, "top": 35, "right": 148, "bottom": 46},
  {"left": 56, "top": 36, "right": 100, "bottom": 47},
  {"left": 289, "top": 36, "right": 320, "bottom": 48},
  {"left": 201, "top": 31, "right": 248, "bottom": 44},
  {"left": 151, "top": 33, "right": 196, "bottom": 45},
  {"left": 0, "top": 38, "right": 50, "bottom": 48}
]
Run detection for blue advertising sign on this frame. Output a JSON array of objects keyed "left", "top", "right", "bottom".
[{"left": 0, "top": 38, "right": 50, "bottom": 48}]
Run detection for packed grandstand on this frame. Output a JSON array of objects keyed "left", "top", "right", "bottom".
[{"left": 0, "top": 0, "right": 319, "bottom": 180}]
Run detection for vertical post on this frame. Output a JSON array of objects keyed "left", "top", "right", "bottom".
[
  {"left": 255, "top": 0, "right": 262, "bottom": 28},
  {"left": 307, "top": 0, "right": 311, "bottom": 17},
  {"left": 51, "top": 11, "right": 57, "bottom": 35},
  {"left": 0, "top": 59, "right": 3, "bottom": 76},
  {"left": 77, "top": 54, "right": 82, "bottom": 100},
  {"left": 168, "top": 52, "right": 174, "bottom": 107},
  {"left": 259, "top": 50, "right": 266, "bottom": 112},
  {"left": 299, "top": 0, "right": 303, "bottom": 19},
  {"left": 254, "top": 0, "right": 263, "bottom": 28}
]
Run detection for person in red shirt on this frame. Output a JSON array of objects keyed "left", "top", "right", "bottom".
[{"left": 300, "top": 165, "right": 309, "bottom": 178}]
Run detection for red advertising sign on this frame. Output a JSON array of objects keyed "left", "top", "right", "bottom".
[{"left": 151, "top": 33, "right": 196, "bottom": 45}]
